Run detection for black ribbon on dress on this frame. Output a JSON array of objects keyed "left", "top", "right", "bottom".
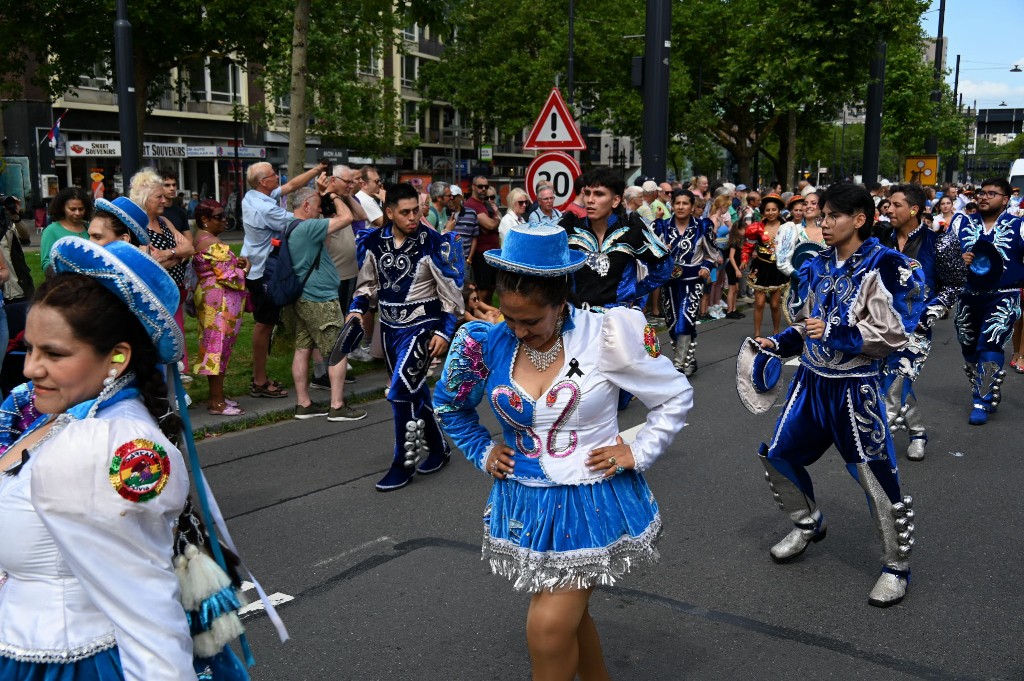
[{"left": 565, "top": 358, "right": 584, "bottom": 378}]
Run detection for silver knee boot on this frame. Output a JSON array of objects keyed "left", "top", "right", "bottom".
[
  {"left": 673, "top": 336, "right": 697, "bottom": 376},
  {"left": 761, "top": 452, "right": 826, "bottom": 563},
  {"left": 857, "top": 463, "right": 914, "bottom": 607},
  {"left": 884, "top": 376, "right": 926, "bottom": 461}
]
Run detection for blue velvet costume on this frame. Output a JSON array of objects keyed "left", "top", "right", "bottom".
[
  {"left": 760, "top": 237, "right": 925, "bottom": 595},
  {"left": 654, "top": 215, "right": 717, "bottom": 373},
  {"left": 949, "top": 211, "right": 1024, "bottom": 421},
  {"left": 351, "top": 224, "right": 464, "bottom": 488},
  {"left": 433, "top": 307, "right": 693, "bottom": 592},
  {"left": 879, "top": 224, "right": 965, "bottom": 452}
]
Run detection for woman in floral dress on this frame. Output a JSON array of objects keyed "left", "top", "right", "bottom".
[{"left": 192, "top": 200, "right": 250, "bottom": 415}]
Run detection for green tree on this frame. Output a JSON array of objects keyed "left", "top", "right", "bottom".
[{"left": 0, "top": 0, "right": 281, "bottom": 159}]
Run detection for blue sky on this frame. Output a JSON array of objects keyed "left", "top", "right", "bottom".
[{"left": 921, "top": 0, "right": 1024, "bottom": 110}]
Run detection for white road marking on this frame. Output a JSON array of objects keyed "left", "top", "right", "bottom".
[
  {"left": 312, "top": 536, "right": 394, "bottom": 567},
  {"left": 239, "top": 581, "right": 294, "bottom": 616}
]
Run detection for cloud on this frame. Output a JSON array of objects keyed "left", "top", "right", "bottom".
[{"left": 957, "top": 79, "right": 1024, "bottom": 106}]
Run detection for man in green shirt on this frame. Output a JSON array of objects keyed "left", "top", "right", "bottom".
[
  {"left": 285, "top": 186, "right": 367, "bottom": 422},
  {"left": 427, "top": 181, "right": 451, "bottom": 229}
]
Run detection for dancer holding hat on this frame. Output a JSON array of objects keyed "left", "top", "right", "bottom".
[
  {"left": 0, "top": 237, "right": 197, "bottom": 678},
  {"left": 434, "top": 224, "right": 693, "bottom": 680},
  {"left": 948, "top": 178, "right": 1024, "bottom": 425},
  {"left": 750, "top": 184, "right": 925, "bottom": 607},
  {"left": 348, "top": 182, "right": 464, "bottom": 491}
]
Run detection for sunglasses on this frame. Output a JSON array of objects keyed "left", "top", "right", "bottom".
[
  {"left": 474, "top": 184, "right": 488, "bottom": 189},
  {"left": 515, "top": 200, "right": 528, "bottom": 205}
]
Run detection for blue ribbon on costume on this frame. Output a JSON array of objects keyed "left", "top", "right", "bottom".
[
  {"left": 171, "top": 366, "right": 271, "bottom": 668},
  {"left": 186, "top": 585, "right": 244, "bottom": 636}
]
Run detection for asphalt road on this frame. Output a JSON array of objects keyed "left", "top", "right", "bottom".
[{"left": 197, "top": 312, "right": 1023, "bottom": 680}]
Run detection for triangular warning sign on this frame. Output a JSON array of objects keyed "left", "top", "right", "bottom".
[{"left": 524, "top": 88, "right": 587, "bottom": 151}]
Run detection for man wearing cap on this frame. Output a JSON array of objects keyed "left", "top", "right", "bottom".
[
  {"left": 880, "top": 184, "right": 965, "bottom": 458},
  {"left": 949, "top": 177, "right": 1024, "bottom": 425},
  {"left": 348, "top": 183, "right": 464, "bottom": 491},
  {"left": 750, "top": 183, "right": 925, "bottom": 607},
  {"left": 637, "top": 181, "right": 660, "bottom": 224}
]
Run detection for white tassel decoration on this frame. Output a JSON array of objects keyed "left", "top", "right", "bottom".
[
  {"left": 192, "top": 611, "right": 246, "bottom": 658},
  {"left": 177, "top": 543, "right": 232, "bottom": 610}
]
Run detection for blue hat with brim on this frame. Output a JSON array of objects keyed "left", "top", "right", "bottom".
[
  {"left": 49, "top": 237, "right": 184, "bottom": 364},
  {"left": 484, "top": 224, "right": 586, "bottom": 276},
  {"left": 94, "top": 197, "right": 150, "bottom": 246},
  {"left": 966, "top": 239, "right": 1003, "bottom": 292},
  {"left": 736, "top": 337, "right": 784, "bottom": 414}
]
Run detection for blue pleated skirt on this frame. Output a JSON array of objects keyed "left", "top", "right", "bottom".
[
  {"left": 0, "top": 648, "right": 123, "bottom": 681},
  {"left": 482, "top": 471, "right": 662, "bottom": 592}
]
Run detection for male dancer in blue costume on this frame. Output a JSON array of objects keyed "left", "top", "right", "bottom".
[
  {"left": 880, "top": 184, "right": 965, "bottom": 460},
  {"left": 948, "top": 178, "right": 1024, "bottom": 425},
  {"left": 654, "top": 189, "right": 717, "bottom": 375},
  {"left": 559, "top": 168, "right": 672, "bottom": 408},
  {"left": 348, "top": 183, "right": 464, "bottom": 490},
  {"left": 754, "top": 184, "right": 926, "bottom": 607}
]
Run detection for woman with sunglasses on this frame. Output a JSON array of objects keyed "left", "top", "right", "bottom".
[
  {"left": 499, "top": 188, "right": 529, "bottom": 244},
  {"left": 192, "top": 199, "right": 251, "bottom": 415}
]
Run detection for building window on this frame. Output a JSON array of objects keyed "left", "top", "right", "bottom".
[
  {"left": 404, "top": 101, "right": 419, "bottom": 134},
  {"left": 189, "top": 58, "right": 242, "bottom": 103},
  {"left": 357, "top": 48, "right": 381, "bottom": 77},
  {"left": 401, "top": 55, "right": 417, "bottom": 88},
  {"left": 276, "top": 94, "right": 291, "bottom": 116},
  {"left": 402, "top": 24, "right": 419, "bottom": 42},
  {"left": 78, "top": 62, "right": 111, "bottom": 90}
]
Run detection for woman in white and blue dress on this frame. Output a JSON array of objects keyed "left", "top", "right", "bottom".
[
  {"left": 0, "top": 238, "right": 195, "bottom": 680},
  {"left": 434, "top": 225, "right": 694, "bottom": 680}
]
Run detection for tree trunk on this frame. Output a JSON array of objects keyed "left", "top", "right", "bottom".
[
  {"left": 785, "top": 109, "right": 798, "bottom": 192},
  {"left": 287, "top": 0, "right": 312, "bottom": 208}
]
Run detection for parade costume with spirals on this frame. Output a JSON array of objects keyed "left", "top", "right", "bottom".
[
  {"left": 434, "top": 307, "right": 692, "bottom": 591},
  {"left": 759, "top": 237, "right": 926, "bottom": 606},
  {"left": 351, "top": 223, "right": 464, "bottom": 490},
  {"left": 879, "top": 223, "right": 965, "bottom": 458},
  {"left": 949, "top": 210, "right": 1024, "bottom": 424},
  {"left": 654, "top": 214, "right": 717, "bottom": 374}
]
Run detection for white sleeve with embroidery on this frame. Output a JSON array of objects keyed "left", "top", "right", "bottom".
[
  {"left": 598, "top": 307, "right": 694, "bottom": 471},
  {"left": 31, "top": 417, "right": 195, "bottom": 681}
]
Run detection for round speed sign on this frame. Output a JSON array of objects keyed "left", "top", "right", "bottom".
[{"left": 526, "top": 152, "right": 582, "bottom": 211}]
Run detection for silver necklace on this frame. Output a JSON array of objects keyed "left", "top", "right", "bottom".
[{"left": 521, "top": 315, "right": 564, "bottom": 372}]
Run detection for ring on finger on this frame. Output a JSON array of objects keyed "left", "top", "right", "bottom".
[
  {"left": 615, "top": 466, "right": 626, "bottom": 475},
  {"left": 608, "top": 456, "right": 616, "bottom": 466}
]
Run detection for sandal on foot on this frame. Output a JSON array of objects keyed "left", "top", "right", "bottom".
[
  {"left": 208, "top": 403, "right": 245, "bottom": 416},
  {"left": 250, "top": 379, "right": 288, "bottom": 398}
]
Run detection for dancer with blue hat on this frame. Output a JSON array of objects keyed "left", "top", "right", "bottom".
[
  {"left": 749, "top": 184, "right": 926, "bottom": 608},
  {"left": 88, "top": 196, "right": 151, "bottom": 246},
  {"left": 0, "top": 237, "right": 267, "bottom": 680},
  {"left": 434, "top": 224, "right": 693, "bottom": 680},
  {"left": 0, "top": 237, "right": 196, "bottom": 679},
  {"left": 948, "top": 177, "right": 1024, "bottom": 425}
]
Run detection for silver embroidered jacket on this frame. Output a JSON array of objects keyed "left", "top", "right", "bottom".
[{"left": 772, "top": 237, "right": 927, "bottom": 378}]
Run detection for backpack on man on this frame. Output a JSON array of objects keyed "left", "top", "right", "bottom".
[{"left": 262, "top": 219, "right": 323, "bottom": 306}]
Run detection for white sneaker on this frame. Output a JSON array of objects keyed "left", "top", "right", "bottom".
[{"left": 348, "top": 346, "right": 374, "bottom": 363}]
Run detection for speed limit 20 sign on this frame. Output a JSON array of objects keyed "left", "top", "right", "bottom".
[{"left": 526, "top": 152, "right": 582, "bottom": 211}]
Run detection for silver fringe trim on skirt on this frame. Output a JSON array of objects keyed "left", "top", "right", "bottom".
[
  {"left": 483, "top": 515, "right": 663, "bottom": 593},
  {"left": 0, "top": 633, "right": 116, "bottom": 664}
]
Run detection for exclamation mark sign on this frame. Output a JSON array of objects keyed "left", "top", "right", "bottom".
[{"left": 550, "top": 113, "right": 558, "bottom": 139}]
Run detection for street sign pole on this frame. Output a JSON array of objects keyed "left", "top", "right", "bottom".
[{"left": 114, "top": 0, "right": 139, "bottom": 182}]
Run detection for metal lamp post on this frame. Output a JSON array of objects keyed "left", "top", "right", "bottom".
[{"left": 114, "top": 0, "right": 139, "bottom": 181}]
